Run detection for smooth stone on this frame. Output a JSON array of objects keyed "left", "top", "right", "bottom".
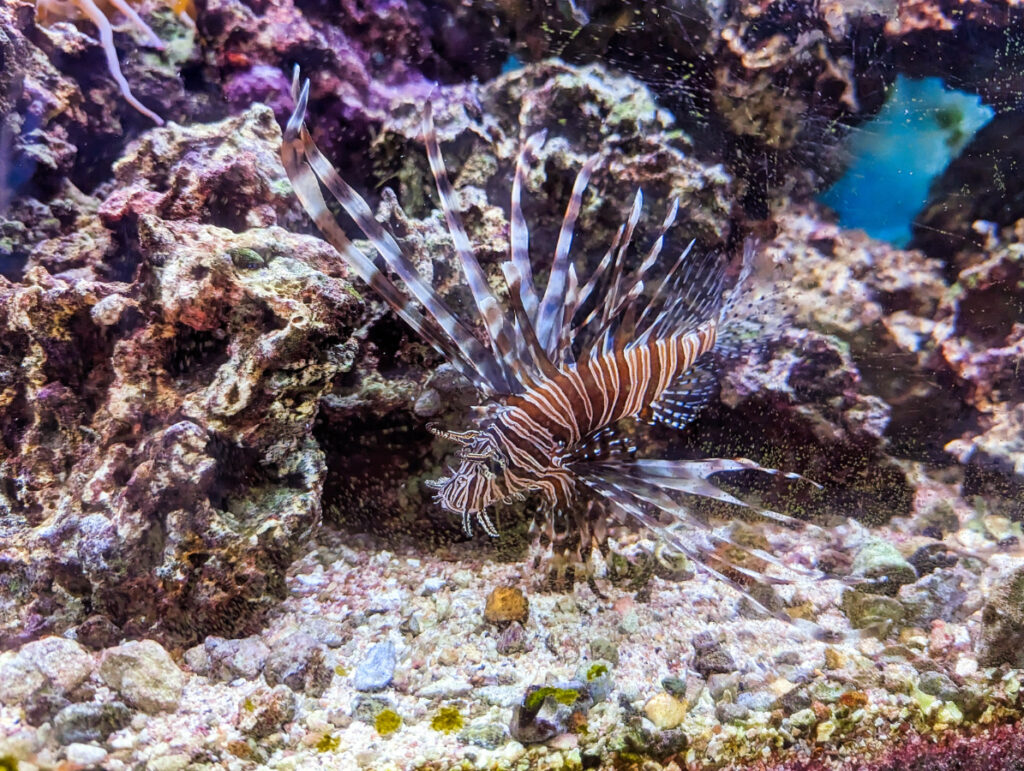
[
  {"left": 65, "top": 742, "right": 109, "bottom": 766},
  {"left": 353, "top": 640, "right": 397, "bottom": 692},
  {"left": 900, "top": 570, "right": 968, "bottom": 624},
  {"left": 16, "top": 636, "right": 95, "bottom": 694},
  {"left": 589, "top": 637, "right": 619, "bottom": 665},
  {"left": 644, "top": 693, "right": 688, "bottom": 730},
  {"left": 419, "top": 577, "right": 446, "bottom": 596}
]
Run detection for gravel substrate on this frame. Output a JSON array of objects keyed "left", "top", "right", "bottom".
[{"left": 2, "top": 511, "right": 1024, "bottom": 770}]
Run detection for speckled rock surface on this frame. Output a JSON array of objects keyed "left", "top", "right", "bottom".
[
  {"left": 0, "top": 106, "right": 362, "bottom": 647},
  {"left": 98, "top": 640, "right": 186, "bottom": 713}
]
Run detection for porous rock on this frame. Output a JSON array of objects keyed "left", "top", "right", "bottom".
[
  {"left": 98, "top": 640, "right": 187, "bottom": 713},
  {"left": 202, "top": 636, "right": 271, "bottom": 681},
  {"left": 483, "top": 586, "right": 529, "bottom": 625},
  {"left": 899, "top": 569, "right": 968, "bottom": 625},
  {"left": 0, "top": 106, "right": 361, "bottom": 647},
  {"left": 264, "top": 632, "right": 332, "bottom": 696},
  {"left": 0, "top": 636, "right": 93, "bottom": 705},
  {"left": 979, "top": 565, "right": 1024, "bottom": 668},
  {"left": 238, "top": 684, "right": 296, "bottom": 739}
]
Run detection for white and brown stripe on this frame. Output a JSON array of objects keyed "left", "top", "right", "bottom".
[{"left": 481, "top": 319, "right": 719, "bottom": 509}]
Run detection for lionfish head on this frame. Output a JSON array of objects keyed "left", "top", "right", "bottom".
[{"left": 425, "top": 426, "right": 512, "bottom": 536}]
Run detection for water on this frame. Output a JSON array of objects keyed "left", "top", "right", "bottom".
[{"left": 1, "top": 1, "right": 1024, "bottom": 769}]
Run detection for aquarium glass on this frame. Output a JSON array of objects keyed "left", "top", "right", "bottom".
[{"left": 2, "top": 1, "right": 1024, "bottom": 769}]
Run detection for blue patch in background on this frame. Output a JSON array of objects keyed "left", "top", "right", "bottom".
[{"left": 818, "top": 76, "right": 994, "bottom": 247}]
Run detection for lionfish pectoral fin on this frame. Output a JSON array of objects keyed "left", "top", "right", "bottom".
[
  {"left": 576, "top": 459, "right": 852, "bottom": 640},
  {"left": 565, "top": 426, "right": 637, "bottom": 464}
]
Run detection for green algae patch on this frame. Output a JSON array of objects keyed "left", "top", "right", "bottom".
[
  {"left": 430, "top": 705, "right": 464, "bottom": 734},
  {"left": 0, "top": 756, "right": 18, "bottom": 771},
  {"left": 316, "top": 734, "right": 341, "bottom": 752},
  {"left": 586, "top": 663, "right": 609, "bottom": 681},
  {"left": 525, "top": 685, "right": 582, "bottom": 712},
  {"left": 375, "top": 709, "right": 402, "bottom": 736}
]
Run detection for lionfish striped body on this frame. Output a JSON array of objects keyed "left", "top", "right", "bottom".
[
  {"left": 439, "top": 320, "right": 719, "bottom": 520},
  {"left": 281, "top": 68, "right": 834, "bottom": 629}
]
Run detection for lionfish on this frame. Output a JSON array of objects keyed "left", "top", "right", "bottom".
[{"left": 281, "top": 68, "right": 838, "bottom": 632}]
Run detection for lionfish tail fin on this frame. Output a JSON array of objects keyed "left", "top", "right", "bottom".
[{"left": 715, "top": 237, "right": 791, "bottom": 359}]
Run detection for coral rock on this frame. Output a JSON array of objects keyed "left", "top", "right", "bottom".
[
  {"left": 0, "top": 108, "right": 363, "bottom": 647},
  {"left": 98, "top": 639, "right": 187, "bottom": 713}
]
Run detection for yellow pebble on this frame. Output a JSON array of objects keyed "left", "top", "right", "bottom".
[
  {"left": 484, "top": 586, "right": 529, "bottom": 624},
  {"left": 824, "top": 648, "right": 846, "bottom": 670},
  {"left": 644, "top": 692, "right": 688, "bottom": 730}
]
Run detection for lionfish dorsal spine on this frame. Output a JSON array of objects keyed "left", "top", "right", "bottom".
[
  {"left": 534, "top": 153, "right": 599, "bottom": 363},
  {"left": 422, "top": 102, "right": 527, "bottom": 394},
  {"left": 282, "top": 81, "right": 487, "bottom": 391},
  {"left": 510, "top": 130, "right": 548, "bottom": 322},
  {"left": 500, "top": 262, "right": 563, "bottom": 382},
  {"left": 571, "top": 223, "right": 625, "bottom": 340},
  {"left": 283, "top": 68, "right": 510, "bottom": 397}
]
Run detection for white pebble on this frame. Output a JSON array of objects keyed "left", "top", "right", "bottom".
[
  {"left": 955, "top": 655, "right": 978, "bottom": 678},
  {"left": 66, "top": 743, "right": 108, "bottom": 766}
]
